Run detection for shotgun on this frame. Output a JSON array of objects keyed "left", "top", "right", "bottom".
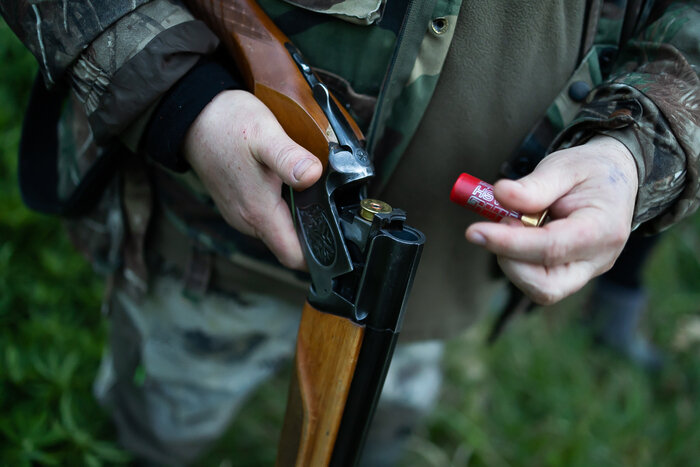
[{"left": 185, "top": 1, "right": 425, "bottom": 464}]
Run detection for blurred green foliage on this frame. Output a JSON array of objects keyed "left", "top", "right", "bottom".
[
  {"left": 2, "top": 13, "right": 700, "bottom": 467},
  {"left": 0, "top": 22, "right": 128, "bottom": 466}
]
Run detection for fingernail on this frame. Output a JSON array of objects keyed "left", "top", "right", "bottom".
[
  {"left": 293, "top": 158, "right": 313, "bottom": 182},
  {"left": 468, "top": 231, "right": 486, "bottom": 245}
]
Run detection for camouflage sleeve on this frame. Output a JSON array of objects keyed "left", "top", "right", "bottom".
[
  {"left": 553, "top": 1, "right": 700, "bottom": 233},
  {"left": 0, "top": 0, "right": 219, "bottom": 144},
  {"left": 68, "top": 0, "right": 219, "bottom": 142},
  {"left": 0, "top": 0, "right": 150, "bottom": 85}
]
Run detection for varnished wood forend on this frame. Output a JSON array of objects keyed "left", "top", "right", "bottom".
[{"left": 277, "top": 302, "right": 365, "bottom": 466}]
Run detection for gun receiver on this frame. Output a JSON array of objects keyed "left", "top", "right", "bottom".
[{"left": 186, "top": 1, "right": 425, "bottom": 465}]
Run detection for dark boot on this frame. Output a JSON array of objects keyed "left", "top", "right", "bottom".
[{"left": 585, "top": 279, "right": 663, "bottom": 371}]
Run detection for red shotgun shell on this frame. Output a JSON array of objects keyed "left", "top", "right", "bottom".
[{"left": 450, "top": 173, "right": 547, "bottom": 227}]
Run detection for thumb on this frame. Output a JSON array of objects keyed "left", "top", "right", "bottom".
[
  {"left": 493, "top": 154, "right": 580, "bottom": 213},
  {"left": 250, "top": 122, "right": 323, "bottom": 190}
]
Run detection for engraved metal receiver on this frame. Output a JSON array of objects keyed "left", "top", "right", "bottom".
[{"left": 284, "top": 42, "right": 424, "bottom": 325}]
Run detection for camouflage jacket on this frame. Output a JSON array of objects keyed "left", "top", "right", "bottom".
[{"left": 2, "top": 0, "right": 699, "bottom": 291}]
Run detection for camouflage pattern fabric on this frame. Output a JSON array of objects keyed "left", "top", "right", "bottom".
[
  {"left": 283, "top": 0, "right": 386, "bottom": 25},
  {"left": 2, "top": 0, "right": 218, "bottom": 142},
  {"left": 69, "top": 1, "right": 203, "bottom": 122},
  {"left": 367, "top": 0, "right": 463, "bottom": 192},
  {"left": 499, "top": 0, "right": 633, "bottom": 179},
  {"left": 257, "top": 0, "right": 408, "bottom": 128},
  {"left": 503, "top": 0, "right": 699, "bottom": 234},
  {"left": 95, "top": 273, "right": 302, "bottom": 464},
  {"left": 70, "top": 0, "right": 218, "bottom": 142},
  {"left": 96, "top": 271, "right": 443, "bottom": 465},
  {"left": 554, "top": 1, "right": 700, "bottom": 233},
  {"left": 58, "top": 95, "right": 125, "bottom": 277},
  {"left": 0, "top": 0, "right": 150, "bottom": 85}
]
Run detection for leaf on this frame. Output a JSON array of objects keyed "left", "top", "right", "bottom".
[
  {"left": 30, "top": 350, "right": 58, "bottom": 382},
  {"left": 0, "top": 418, "right": 19, "bottom": 442},
  {"left": 56, "top": 352, "right": 80, "bottom": 389},
  {"left": 83, "top": 452, "right": 101, "bottom": 467},
  {"left": 4, "top": 345, "right": 24, "bottom": 383},
  {"left": 59, "top": 393, "right": 93, "bottom": 448},
  {"left": 0, "top": 242, "right": 13, "bottom": 267},
  {"left": 89, "top": 440, "right": 132, "bottom": 463},
  {"left": 59, "top": 393, "right": 78, "bottom": 433},
  {"left": 26, "top": 449, "right": 60, "bottom": 465}
]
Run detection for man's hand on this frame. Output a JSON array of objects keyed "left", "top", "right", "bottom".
[
  {"left": 183, "top": 90, "right": 323, "bottom": 270},
  {"left": 466, "top": 136, "right": 639, "bottom": 305}
]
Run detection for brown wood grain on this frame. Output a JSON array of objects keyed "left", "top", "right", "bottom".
[
  {"left": 276, "top": 302, "right": 364, "bottom": 467},
  {"left": 185, "top": 0, "right": 363, "bottom": 165}
]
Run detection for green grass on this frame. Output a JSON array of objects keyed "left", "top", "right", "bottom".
[
  {"left": 2, "top": 18, "right": 700, "bottom": 467},
  {"left": 422, "top": 278, "right": 700, "bottom": 466},
  {"left": 0, "top": 21, "right": 127, "bottom": 466}
]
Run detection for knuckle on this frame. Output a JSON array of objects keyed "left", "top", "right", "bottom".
[
  {"left": 600, "top": 258, "right": 616, "bottom": 274},
  {"left": 246, "top": 118, "right": 265, "bottom": 142},
  {"left": 600, "top": 249, "right": 622, "bottom": 274},
  {"left": 543, "top": 236, "right": 568, "bottom": 266},
  {"left": 610, "top": 224, "right": 630, "bottom": 247},
  {"left": 501, "top": 264, "right": 558, "bottom": 305},
  {"left": 532, "top": 286, "right": 561, "bottom": 306},
  {"left": 236, "top": 202, "right": 265, "bottom": 233},
  {"left": 273, "top": 142, "right": 304, "bottom": 173},
  {"left": 577, "top": 225, "right": 599, "bottom": 246},
  {"left": 220, "top": 209, "right": 239, "bottom": 230},
  {"left": 519, "top": 271, "right": 563, "bottom": 305},
  {"left": 239, "top": 120, "right": 266, "bottom": 158},
  {"left": 278, "top": 252, "right": 301, "bottom": 270}
]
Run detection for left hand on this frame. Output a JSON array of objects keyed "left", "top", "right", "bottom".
[
  {"left": 183, "top": 90, "right": 323, "bottom": 270},
  {"left": 466, "top": 135, "right": 638, "bottom": 305}
]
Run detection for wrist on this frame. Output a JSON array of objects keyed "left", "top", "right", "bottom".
[
  {"left": 143, "top": 55, "right": 242, "bottom": 172},
  {"left": 587, "top": 135, "right": 639, "bottom": 189}
]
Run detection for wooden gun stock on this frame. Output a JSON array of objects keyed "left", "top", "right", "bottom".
[{"left": 187, "top": 0, "right": 361, "bottom": 164}]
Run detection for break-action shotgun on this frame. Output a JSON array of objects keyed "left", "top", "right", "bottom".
[{"left": 185, "top": 1, "right": 425, "bottom": 464}]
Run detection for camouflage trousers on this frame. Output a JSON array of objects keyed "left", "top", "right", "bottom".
[{"left": 93, "top": 272, "right": 445, "bottom": 465}]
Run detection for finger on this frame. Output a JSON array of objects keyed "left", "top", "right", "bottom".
[
  {"left": 249, "top": 116, "right": 323, "bottom": 190},
  {"left": 497, "top": 256, "right": 597, "bottom": 305},
  {"left": 492, "top": 154, "right": 584, "bottom": 213},
  {"left": 466, "top": 214, "right": 605, "bottom": 266},
  {"left": 243, "top": 193, "right": 307, "bottom": 270}
]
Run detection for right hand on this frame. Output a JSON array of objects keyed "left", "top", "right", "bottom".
[
  {"left": 465, "top": 136, "right": 638, "bottom": 305},
  {"left": 183, "top": 90, "right": 323, "bottom": 270}
]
